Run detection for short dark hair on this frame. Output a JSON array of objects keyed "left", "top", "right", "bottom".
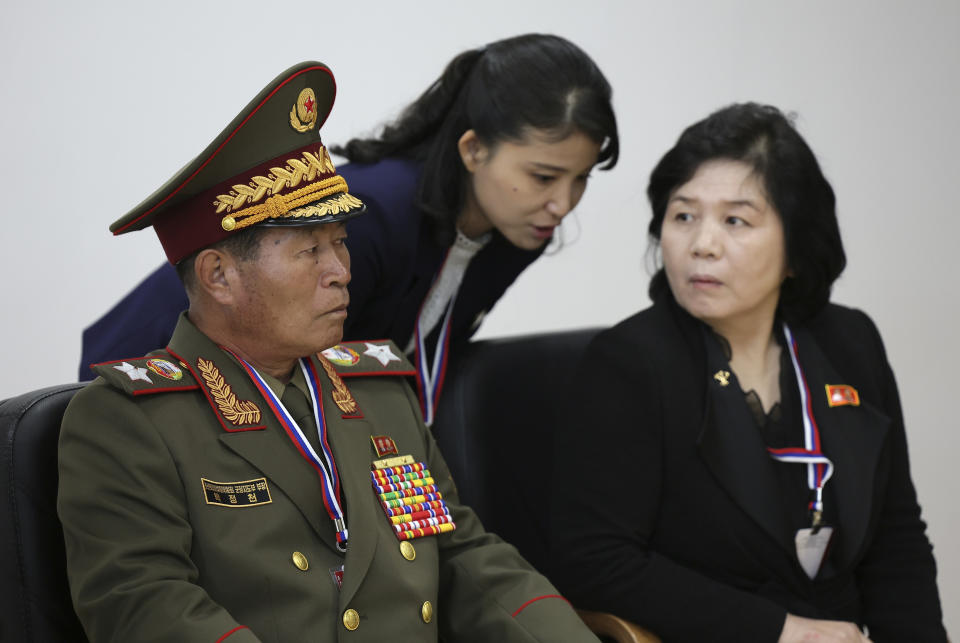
[
  {"left": 646, "top": 103, "right": 845, "bottom": 323},
  {"left": 175, "top": 225, "right": 269, "bottom": 293},
  {"left": 333, "top": 33, "right": 619, "bottom": 245}
]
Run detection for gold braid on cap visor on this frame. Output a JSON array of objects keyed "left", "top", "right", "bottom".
[{"left": 214, "top": 147, "right": 362, "bottom": 231}]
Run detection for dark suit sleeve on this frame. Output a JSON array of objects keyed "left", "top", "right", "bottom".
[
  {"left": 342, "top": 191, "right": 389, "bottom": 340},
  {"left": 339, "top": 160, "right": 425, "bottom": 342},
  {"left": 849, "top": 312, "right": 946, "bottom": 642},
  {"left": 79, "top": 263, "right": 187, "bottom": 380},
  {"left": 58, "top": 383, "right": 261, "bottom": 643},
  {"left": 548, "top": 328, "right": 787, "bottom": 643}
]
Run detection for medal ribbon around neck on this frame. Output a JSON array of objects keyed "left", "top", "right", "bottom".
[
  {"left": 767, "top": 323, "right": 835, "bottom": 520},
  {"left": 414, "top": 247, "right": 457, "bottom": 427},
  {"left": 231, "top": 351, "right": 348, "bottom": 549}
]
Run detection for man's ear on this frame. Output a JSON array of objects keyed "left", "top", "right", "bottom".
[
  {"left": 457, "top": 129, "right": 488, "bottom": 172},
  {"left": 194, "top": 248, "right": 239, "bottom": 305}
]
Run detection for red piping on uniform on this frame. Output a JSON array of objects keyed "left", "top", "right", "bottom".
[
  {"left": 115, "top": 65, "right": 336, "bottom": 234},
  {"left": 337, "top": 338, "right": 392, "bottom": 346},
  {"left": 338, "top": 369, "right": 417, "bottom": 378},
  {"left": 511, "top": 594, "right": 569, "bottom": 617},
  {"left": 92, "top": 355, "right": 201, "bottom": 393},
  {"left": 220, "top": 424, "right": 266, "bottom": 433},
  {"left": 166, "top": 346, "right": 266, "bottom": 432},
  {"left": 131, "top": 384, "right": 200, "bottom": 396},
  {"left": 215, "top": 625, "right": 249, "bottom": 642},
  {"left": 90, "top": 357, "right": 149, "bottom": 366}
]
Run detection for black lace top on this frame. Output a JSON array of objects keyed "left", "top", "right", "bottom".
[{"left": 713, "top": 329, "right": 840, "bottom": 578}]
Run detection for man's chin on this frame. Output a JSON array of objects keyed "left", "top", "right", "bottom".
[{"left": 312, "top": 327, "right": 345, "bottom": 355}]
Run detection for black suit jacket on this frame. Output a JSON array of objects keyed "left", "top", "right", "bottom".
[{"left": 548, "top": 294, "right": 945, "bottom": 642}]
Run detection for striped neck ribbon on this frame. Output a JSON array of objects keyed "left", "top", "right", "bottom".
[
  {"left": 767, "top": 323, "right": 835, "bottom": 525},
  {"left": 232, "top": 352, "right": 348, "bottom": 550},
  {"left": 415, "top": 297, "right": 454, "bottom": 427},
  {"left": 414, "top": 248, "right": 457, "bottom": 427}
]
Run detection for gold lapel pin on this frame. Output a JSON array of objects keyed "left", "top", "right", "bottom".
[{"left": 713, "top": 370, "right": 731, "bottom": 387}]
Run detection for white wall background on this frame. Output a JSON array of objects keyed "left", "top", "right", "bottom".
[{"left": 2, "top": 0, "right": 956, "bottom": 634}]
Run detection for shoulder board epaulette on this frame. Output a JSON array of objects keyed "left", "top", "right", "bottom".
[
  {"left": 91, "top": 355, "right": 200, "bottom": 396},
  {"left": 318, "top": 340, "right": 416, "bottom": 377}
]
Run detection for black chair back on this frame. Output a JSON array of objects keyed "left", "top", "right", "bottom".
[
  {"left": 0, "top": 384, "right": 87, "bottom": 643},
  {"left": 433, "top": 328, "right": 601, "bottom": 573}
]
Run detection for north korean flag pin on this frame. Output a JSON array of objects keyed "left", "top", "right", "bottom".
[
  {"left": 371, "top": 435, "right": 399, "bottom": 458},
  {"left": 329, "top": 564, "right": 344, "bottom": 590},
  {"left": 825, "top": 384, "right": 860, "bottom": 407}
]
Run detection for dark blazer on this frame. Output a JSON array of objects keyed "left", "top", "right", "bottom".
[
  {"left": 548, "top": 293, "right": 946, "bottom": 642},
  {"left": 78, "top": 158, "right": 543, "bottom": 380}
]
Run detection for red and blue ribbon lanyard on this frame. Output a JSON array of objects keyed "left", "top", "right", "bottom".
[
  {"left": 767, "top": 323, "right": 835, "bottom": 527},
  {"left": 414, "top": 248, "right": 457, "bottom": 427},
  {"left": 233, "top": 353, "right": 348, "bottom": 551}
]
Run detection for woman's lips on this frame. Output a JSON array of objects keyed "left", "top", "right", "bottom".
[
  {"left": 531, "top": 225, "right": 556, "bottom": 240},
  {"left": 690, "top": 274, "right": 722, "bottom": 287}
]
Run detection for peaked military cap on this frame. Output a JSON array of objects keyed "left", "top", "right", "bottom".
[{"left": 110, "top": 61, "right": 365, "bottom": 264}]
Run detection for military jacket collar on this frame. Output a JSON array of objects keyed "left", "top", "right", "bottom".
[
  {"left": 165, "top": 315, "right": 429, "bottom": 608},
  {"left": 165, "top": 317, "right": 335, "bottom": 550}
]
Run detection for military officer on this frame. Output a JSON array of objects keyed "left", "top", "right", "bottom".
[{"left": 57, "top": 62, "right": 598, "bottom": 643}]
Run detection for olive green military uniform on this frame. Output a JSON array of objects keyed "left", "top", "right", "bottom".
[
  {"left": 59, "top": 60, "right": 597, "bottom": 642},
  {"left": 58, "top": 313, "right": 596, "bottom": 642}
]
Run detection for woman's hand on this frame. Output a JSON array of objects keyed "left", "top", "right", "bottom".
[{"left": 778, "top": 614, "right": 872, "bottom": 642}]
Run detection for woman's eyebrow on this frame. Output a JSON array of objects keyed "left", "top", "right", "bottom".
[
  {"left": 527, "top": 161, "right": 568, "bottom": 171},
  {"left": 669, "top": 195, "right": 762, "bottom": 211}
]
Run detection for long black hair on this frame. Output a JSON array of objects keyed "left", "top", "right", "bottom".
[
  {"left": 332, "top": 33, "right": 619, "bottom": 245},
  {"left": 647, "top": 103, "right": 845, "bottom": 324}
]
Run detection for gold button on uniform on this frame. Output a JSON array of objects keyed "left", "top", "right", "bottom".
[
  {"left": 400, "top": 540, "right": 416, "bottom": 561},
  {"left": 421, "top": 600, "right": 433, "bottom": 624},
  {"left": 291, "top": 551, "right": 309, "bottom": 571},
  {"left": 343, "top": 608, "right": 360, "bottom": 631}
]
